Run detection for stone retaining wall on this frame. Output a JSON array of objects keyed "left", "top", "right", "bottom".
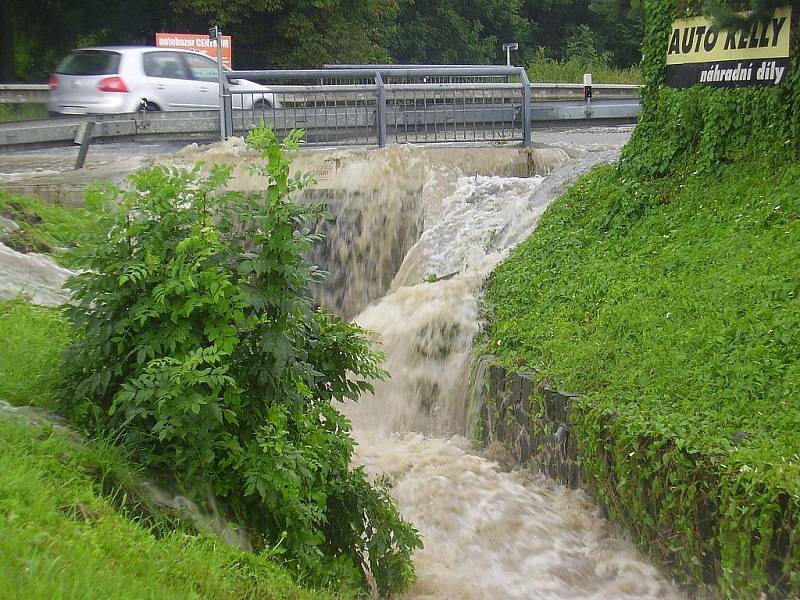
[
  {"left": 468, "top": 354, "right": 742, "bottom": 599},
  {"left": 469, "top": 354, "right": 583, "bottom": 488}
]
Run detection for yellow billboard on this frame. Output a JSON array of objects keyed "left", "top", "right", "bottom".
[{"left": 665, "top": 6, "right": 792, "bottom": 87}]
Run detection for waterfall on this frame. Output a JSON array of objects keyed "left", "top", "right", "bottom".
[{"left": 176, "top": 138, "right": 685, "bottom": 599}]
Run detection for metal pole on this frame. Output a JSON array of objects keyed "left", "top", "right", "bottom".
[
  {"left": 223, "top": 89, "right": 233, "bottom": 138},
  {"left": 74, "top": 121, "right": 95, "bottom": 169},
  {"left": 506, "top": 46, "right": 511, "bottom": 66},
  {"left": 519, "top": 68, "right": 531, "bottom": 147},
  {"left": 212, "top": 28, "right": 226, "bottom": 141},
  {"left": 375, "top": 72, "right": 387, "bottom": 147}
]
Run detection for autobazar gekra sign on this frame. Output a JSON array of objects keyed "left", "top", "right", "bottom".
[{"left": 666, "top": 6, "right": 792, "bottom": 88}]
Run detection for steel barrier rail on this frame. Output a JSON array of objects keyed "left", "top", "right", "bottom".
[
  {"left": 531, "top": 82, "right": 640, "bottom": 100},
  {"left": 0, "top": 66, "right": 639, "bottom": 149},
  {"left": 0, "top": 110, "right": 220, "bottom": 148},
  {"left": 229, "top": 67, "right": 525, "bottom": 79},
  {"left": 0, "top": 84, "right": 50, "bottom": 105},
  {"left": 0, "top": 103, "right": 638, "bottom": 150},
  {"left": 224, "top": 66, "right": 532, "bottom": 146},
  {"left": 0, "top": 81, "right": 641, "bottom": 107}
]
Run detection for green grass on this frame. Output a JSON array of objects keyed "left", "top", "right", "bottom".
[
  {"left": 528, "top": 57, "right": 641, "bottom": 84},
  {"left": 484, "top": 160, "right": 800, "bottom": 594},
  {"left": 0, "top": 104, "right": 48, "bottom": 122},
  {"left": 487, "top": 160, "right": 800, "bottom": 485},
  {"left": 0, "top": 299, "right": 72, "bottom": 409},
  {"left": 0, "top": 417, "right": 342, "bottom": 600},
  {"left": 0, "top": 191, "right": 97, "bottom": 268}
]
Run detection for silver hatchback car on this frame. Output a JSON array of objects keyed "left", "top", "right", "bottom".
[{"left": 49, "top": 47, "right": 279, "bottom": 115}]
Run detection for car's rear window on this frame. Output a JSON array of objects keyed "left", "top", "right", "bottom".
[{"left": 56, "top": 50, "right": 121, "bottom": 76}]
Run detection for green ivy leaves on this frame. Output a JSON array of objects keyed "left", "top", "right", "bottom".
[{"left": 622, "top": 0, "right": 799, "bottom": 179}]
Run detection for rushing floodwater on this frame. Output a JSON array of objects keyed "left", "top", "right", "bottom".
[
  {"left": 343, "top": 151, "right": 683, "bottom": 600},
  {"left": 181, "top": 138, "right": 685, "bottom": 599}
]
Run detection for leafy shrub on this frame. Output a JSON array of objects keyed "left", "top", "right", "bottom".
[
  {"left": 527, "top": 46, "right": 641, "bottom": 84},
  {"left": 60, "top": 126, "right": 421, "bottom": 595}
]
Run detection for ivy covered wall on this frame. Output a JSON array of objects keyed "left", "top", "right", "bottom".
[{"left": 621, "top": 0, "right": 800, "bottom": 177}]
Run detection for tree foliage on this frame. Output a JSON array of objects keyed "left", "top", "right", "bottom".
[
  {"left": 2, "top": 0, "right": 647, "bottom": 80},
  {"left": 704, "top": 0, "right": 792, "bottom": 31},
  {"left": 59, "top": 127, "right": 421, "bottom": 594},
  {"left": 2, "top": 0, "right": 175, "bottom": 81},
  {"left": 175, "top": 0, "right": 398, "bottom": 67},
  {"left": 389, "top": 0, "right": 529, "bottom": 64}
]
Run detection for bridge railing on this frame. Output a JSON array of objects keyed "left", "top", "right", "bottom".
[
  {"left": 224, "top": 66, "right": 532, "bottom": 147},
  {"left": 0, "top": 68, "right": 640, "bottom": 150}
]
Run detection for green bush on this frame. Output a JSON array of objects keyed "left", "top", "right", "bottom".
[
  {"left": 527, "top": 46, "right": 641, "bottom": 84},
  {"left": 60, "top": 126, "right": 421, "bottom": 595},
  {"left": 620, "top": 0, "right": 799, "bottom": 178}
]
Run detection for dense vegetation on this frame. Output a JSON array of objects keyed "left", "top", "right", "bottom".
[
  {"left": 622, "top": 0, "right": 800, "bottom": 177},
  {"left": 55, "top": 127, "right": 420, "bottom": 595},
  {"left": 0, "top": 301, "right": 341, "bottom": 600},
  {"left": 2, "top": 0, "right": 643, "bottom": 81},
  {"left": 483, "top": 0, "right": 799, "bottom": 597}
]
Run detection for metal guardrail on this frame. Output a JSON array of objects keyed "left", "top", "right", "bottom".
[
  {"left": 0, "top": 80, "right": 641, "bottom": 106},
  {"left": 0, "top": 110, "right": 220, "bottom": 148},
  {"left": 0, "top": 103, "right": 639, "bottom": 150},
  {"left": 0, "top": 67, "right": 640, "bottom": 150},
  {"left": 222, "top": 66, "right": 532, "bottom": 146},
  {"left": 0, "top": 84, "right": 50, "bottom": 105},
  {"left": 531, "top": 82, "right": 640, "bottom": 99}
]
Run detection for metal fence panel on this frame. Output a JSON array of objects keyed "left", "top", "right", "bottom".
[{"left": 226, "top": 66, "right": 531, "bottom": 146}]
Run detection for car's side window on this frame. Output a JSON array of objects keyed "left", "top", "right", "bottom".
[
  {"left": 142, "top": 52, "right": 191, "bottom": 80},
  {"left": 182, "top": 54, "right": 220, "bottom": 83}
]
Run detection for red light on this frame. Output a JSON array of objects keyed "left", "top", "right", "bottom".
[
  {"left": 97, "top": 76, "right": 129, "bottom": 93},
  {"left": 48, "top": 74, "right": 59, "bottom": 90}
]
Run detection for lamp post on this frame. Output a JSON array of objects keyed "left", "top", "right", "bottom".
[{"left": 502, "top": 42, "right": 519, "bottom": 66}]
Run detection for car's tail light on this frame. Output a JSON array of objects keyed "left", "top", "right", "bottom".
[
  {"left": 97, "top": 76, "right": 128, "bottom": 93},
  {"left": 48, "top": 74, "right": 59, "bottom": 90}
]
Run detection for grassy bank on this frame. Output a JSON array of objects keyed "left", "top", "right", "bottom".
[
  {"left": 0, "top": 191, "right": 97, "bottom": 268},
  {"left": 483, "top": 160, "right": 800, "bottom": 596},
  {"left": 0, "top": 300, "right": 72, "bottom": 408},
  {"left": 0, "top": 415, "right": 342, "bottom": 600},
  {"left": 0, "top": 104, "right": 48, "bottom": 122}
]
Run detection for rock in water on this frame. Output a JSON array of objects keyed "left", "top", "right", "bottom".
[
  {"left": 0, "top": 243, "right": 73, "bottom": 306},
  {"left": 0, "top": 215, "right": 20, "bottom": 236}
]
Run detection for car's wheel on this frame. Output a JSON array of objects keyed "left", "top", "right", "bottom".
[
  {"left": 144, "top": 101, "right": 161, "bottom": 112},
  {"left": 253, "top": 99, "right": 272, "bottom": 110}
]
